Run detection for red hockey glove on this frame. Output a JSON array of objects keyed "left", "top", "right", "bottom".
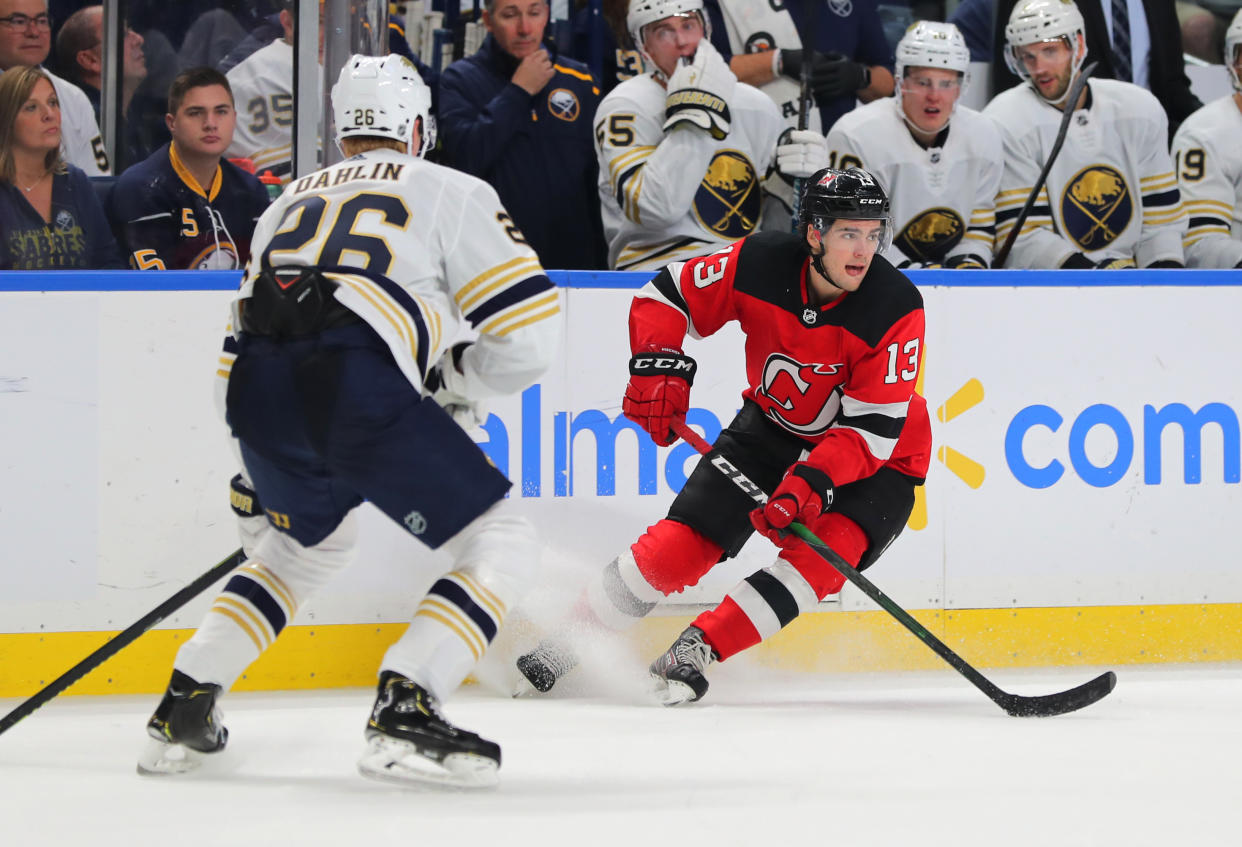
[
  {"left": 623, "top": 345, "right": 697, "bottom": 447},
  {"left": 750, "top": 463, "right": 835, "bottom": 545}
]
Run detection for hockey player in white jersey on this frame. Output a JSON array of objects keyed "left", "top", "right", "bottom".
[
  {"left": 1171, "top": 10, "right": 1242, "bottom": 268},
  {"left": 225, "top": 0, "right": 318, "bottom": 182},
  {"left": 827, "top": 21, "right": 1001, "bottom": 268},
  {"left": 596, "top": 0, "right": 828, "bottom": 270},
  {"left": 138, "top": 55, "right": 559, "bottom": 789},
  {"left": 984, "top": 0, "right": 1184, "bottom": 269},
  {"left": 0, "top": 0, "right": 108, "bottom": 174}
]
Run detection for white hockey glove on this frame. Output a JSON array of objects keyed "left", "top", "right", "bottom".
[
  {"left": 425, "top": 342, "right": 489, "bottom": 432},
  {"left": 775, "top": 128, "right": 830, "bottom": 179},
  {"left": 663, "top": 42, "right": 736, "bottom": 140}
]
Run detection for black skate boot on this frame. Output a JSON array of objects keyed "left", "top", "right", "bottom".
[
  {"left": 649, "top": 625, "right": 718, "bottom": 705},
  {"left": 136, "top": 669, "right": 227, "bottom": 775},
  {"left": 358, "top": 671, "right": 501, "bottom": 788},
  {"left": 515, "top": 638, "right": 579, "bottom": 693}
]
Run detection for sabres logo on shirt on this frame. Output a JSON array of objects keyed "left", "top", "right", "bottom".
[
  {"left": 1061, "top": 164, "right": 1133, "bottom": 252},
  {"left": 745, "top": 32, "right": 776, "bottom": 52},
  {"left": 548, "top": 88, "right": 580, "bottom": 122},
  {"left": 896, "top": 208, "right": 964, "bottom": 262},
  {"left": 693, "top": 150, "right": 761, "bottom": 238}
]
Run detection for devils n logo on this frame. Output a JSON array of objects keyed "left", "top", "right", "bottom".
[{"left": 756, "top": 354, "right": 845, "bottom": 436}]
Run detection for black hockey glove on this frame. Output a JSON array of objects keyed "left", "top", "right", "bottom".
[
  {"left": 1060, "top": 253, "right": 1135, "bottom": 270},
  {"left": 816, "top": 52, "right": 870, "bottom": 99},
  {"left": 944, "top": 253, "right": 988, "bottom": 269}
]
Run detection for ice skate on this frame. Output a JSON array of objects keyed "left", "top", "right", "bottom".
[
  {"left": 649, "top": 626, "right": 717, "bottom": 705},
  {"left": 357, "top": 671, "right": 501, "bottom": 789},
  {"left": 136, "top": 669, "right": 228, "bottom": 775},
  {"left": 514, "top": 638, "right": 578, "bottom": 694}
]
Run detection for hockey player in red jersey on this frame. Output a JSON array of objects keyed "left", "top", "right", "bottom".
[{"left": 518, "top": 167, "right": 932, "bottom": 704}]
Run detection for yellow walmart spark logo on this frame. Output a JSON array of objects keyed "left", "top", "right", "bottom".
[{"left": 909, "top": 371, "right": 986, "bottom": 531}]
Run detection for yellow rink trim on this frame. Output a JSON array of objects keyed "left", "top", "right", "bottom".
[{"left": 2, "top": 603, "right": 1241, "bottom": 698}]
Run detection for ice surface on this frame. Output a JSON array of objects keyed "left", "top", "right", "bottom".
[{"left": 1, "top": 663, "right": 1238, "bottom": 846}]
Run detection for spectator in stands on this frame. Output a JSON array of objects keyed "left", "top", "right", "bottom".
[
  {"left": 440, "top": 0, "right": 608, "bottom": 270},
  {"left": 0, "top": 0, "right": 108, "bottom": 173},
  {"left": 0, "top": 64, "right": 121, "bottom": 268},
  {"left": 594, "top": 0, "right": 830, "bottom": 270},
  {"left": 827, "top": 21, "right": 1003, "bottom": 268},
  {"left": 54, "top": 5, "right": 168, "bottom": 169},
  {"left": 699, "top": 0, "right": 895, "bottom": 136},
  {"left": 990, "top": 0, "right": 1201, "bottom": 134},
  {"left": 1171, "top": 9, "right": 1242, "bottom": 267},
  {"left": 566, "top": 0, "right": 645, "bottom": 96},
  {"left": 984, "top": 0, "right": 1185, "bottom": 268},
  {"left": 107, "top": 66, "right": 268, "bottom": 270}
]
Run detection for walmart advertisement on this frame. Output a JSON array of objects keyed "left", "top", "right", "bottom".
[{"left": 1, "top": 272, "right": 1241, "bottom": 636}]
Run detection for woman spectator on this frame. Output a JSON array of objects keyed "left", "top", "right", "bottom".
[{"left": 0, "top": 64, "right": 121, "bottom": 269}]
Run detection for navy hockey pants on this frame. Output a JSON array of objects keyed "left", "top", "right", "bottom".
[{"left": 225, "top": 322, "right": 511, "bottom": 550}]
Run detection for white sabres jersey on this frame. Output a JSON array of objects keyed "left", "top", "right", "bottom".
[
  {"left": 1171, "top": 94, "right": 1242, "bottom": 268},
  {"left": 715, "top": 0, "right": 819, "bottom": 133},
  {"left": 46, "top": 69, "right": 109, "bottom": 176},
  {"left": 226, "top": 39, "right": 319, "bottom": 182},
  {"left": 227, "top": 149, "right": 561, "bottom": 400},
  {"left": 827, "top": 98, "right": 1002, "bottom": 266},
  {"left": 984, "top": 79, "right": 1185, "bottom": 268},
  {"left": 597, "top": 72, "right": 783, "bottom": 270}
]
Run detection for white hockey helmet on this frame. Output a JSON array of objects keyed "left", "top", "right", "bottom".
[
  {"left": 895, "top": 21, "right": 971, "bottom": 83},
  {"left": 1003, "top": 0, "right": 1086, "bottom": 101},
  {"left": 1226, "top": 9, "right": 1242, "bottom": 91},
  {"left": 331, "top": 54, "right": 436, "bottom": 157},
  {"left": 626, "top": 0, "right": 710, "bottom": 56}
]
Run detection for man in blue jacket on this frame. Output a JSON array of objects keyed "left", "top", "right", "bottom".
[{"left": 440, "top": 0, "right": 607, "bottom": 270}]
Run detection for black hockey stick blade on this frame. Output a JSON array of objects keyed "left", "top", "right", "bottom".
[
  {"left": 0, "top": 547, "right": 245, "bottom": 738},
  {"left": 671, "top": 421, "right": 1117, "bottom": 717},
  {"left": 993, "top": 61, "right": 1097, "bottom": 268},
  {"left": 993, "top": 670, "right": 1117, "bottom": 717}
]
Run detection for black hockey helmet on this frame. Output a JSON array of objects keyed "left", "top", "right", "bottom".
[{"left": 799, "top": 167, "right": 891, "bottom": 225}]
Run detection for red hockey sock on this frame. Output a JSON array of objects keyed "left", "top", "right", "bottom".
[{"left": 694, "top": 598, "right": 761, "bottom": 661}]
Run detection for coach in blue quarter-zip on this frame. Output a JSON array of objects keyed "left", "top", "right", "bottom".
[{"left": 439, "top": 0, "right": 607, "bottom": 270}]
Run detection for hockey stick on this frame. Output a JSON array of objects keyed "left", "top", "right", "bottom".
[
  {"left": 671, "top": 420, "right": 1116, "bottom": 717},
  {"left": 0, "top": 547, "right": 245, "bottom": 738},
  {"left": 992, "top": 61, "right": 1097, "bottom": 268},
  {"left": 788, "top": 0, "right": 816, "bottom": 231}
]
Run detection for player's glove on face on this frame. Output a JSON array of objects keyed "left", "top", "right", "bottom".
[
  {"left": 775, "top": 128, "right": 830, "bottom": 179},
  {"left": 425, "top": 341, "right": 489, "bottom": 431},
  {"left": 623, "top": 344, "right": 697, "bottom": 446},
  {"left": 815, "top": 52, "right": 869, "bottom": 99},
  {"left": 749, "top": 463, "right": 835, "bottom": 545},
  {"left": 664, "top": 41, "right": 736, "bottom": 140}
]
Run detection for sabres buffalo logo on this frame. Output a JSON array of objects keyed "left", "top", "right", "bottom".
[
  {"left": 895, "top": 208, "right": 964, "bottom": 262},
  {"left": 1061, "top": 164, "right": 1133, "bottom": 252},
  {"left": 693, "top": 150, "right": 761, "bottom": 238},
  {"left": 756, "top": 353, "right": 845, "bottom": 436},
  {"left": 547, "top": 88, "right": 580, "bottom": 122}
]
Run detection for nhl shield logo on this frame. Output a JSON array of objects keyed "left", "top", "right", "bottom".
[
  {"left": 403, "top": 511, "right": 427, "bottom": 535},
  {"left": 693, "top": 150, "right": 761, "bottom": 238},
  {"left": 1061, "top": 164, "right": 1132, "bottom": 252},
  {"left": 802, "top": 308, "right": 818, "bottom": 325}
]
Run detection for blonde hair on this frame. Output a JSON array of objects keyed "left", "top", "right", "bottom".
[
  {"left": 341, "top": 136, "right": 407, "bottom": 157},
  {"left": 0, "top": 65, "right": 67, "bottom": 185}
]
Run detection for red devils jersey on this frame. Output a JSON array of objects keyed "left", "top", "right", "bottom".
[{"left": 630, "top": 231, "right": 931, "bottom": 486}]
